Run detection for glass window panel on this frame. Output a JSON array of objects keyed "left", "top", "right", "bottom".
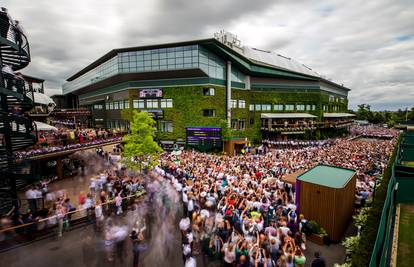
[
  {"left": 167, "top": 58, "right": 176, "bottom": 65},
  {"left": 176, "top": 57, "right": 184, "bottom": 64}
]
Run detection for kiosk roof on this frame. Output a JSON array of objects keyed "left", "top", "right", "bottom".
[{"left": 297, "top": 165, "right": 356, "bottom": 188}]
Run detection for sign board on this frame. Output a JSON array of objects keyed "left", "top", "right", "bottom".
[
  {"left": 142, "top": 109, "right": 163, "bottom": 119},
  {"left": 186, "top": 127, "right": 222, "bottom": 151},
  {"left": 139, "top": 88, "right": 162, "bottom": 98}
]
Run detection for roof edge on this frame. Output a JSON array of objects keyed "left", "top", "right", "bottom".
[{"left": 66, "top": 38, "right": 216, "bottom": 81}]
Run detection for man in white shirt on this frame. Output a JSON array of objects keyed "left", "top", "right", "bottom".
[{"left": 25, "top": 186, "right": 38, "bottom": 212}]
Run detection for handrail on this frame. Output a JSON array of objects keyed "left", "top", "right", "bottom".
[
  {"left": 0, "top": 190, "right": 146, "bottom": 234},
  {"left": 0, "top": 16, "right": 30, "bottom": 61}
]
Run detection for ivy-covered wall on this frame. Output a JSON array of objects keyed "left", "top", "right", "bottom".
[
  {"left": 126, "top": 85, "right": 348, "bottom": 143},
  {"left": 156, "top": 85, "right": 227, "bottom": 140}
]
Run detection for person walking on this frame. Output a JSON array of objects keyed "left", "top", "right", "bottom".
[
  {"left": 115, "top": 191, "right": 123, "bottom": 215},
  {"left": 311, "top": 251, "right": 326, "bottom": 267}
]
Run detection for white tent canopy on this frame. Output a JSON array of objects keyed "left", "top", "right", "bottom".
[
  {"left": 261, "top": 113, "right": 317, "bottom": 119},
  {"left": 323, "top": 113, "right": 356, "bottom": 118},
  {"left": 33, "top": 92, "right": 56, "bottom": 106},
  {"left": 34, "top": 121, "right": 58, "bottom": 131}
]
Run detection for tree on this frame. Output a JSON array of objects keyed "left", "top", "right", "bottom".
[
  {"left": 122, "top": 110, "right": 162, "bottom": 172},
  {"left": 356, "top": 104, "right": 373, "bottom": 121}
]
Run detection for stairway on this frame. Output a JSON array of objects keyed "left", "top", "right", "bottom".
[{"left": 0, "top": 14, "right": 35, "bottom": 215}]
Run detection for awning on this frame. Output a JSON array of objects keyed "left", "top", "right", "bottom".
[
  {"left": 34, "top": 121, "right": 58, "bottom": 131},
  {"left": 33, "top": 92, "right": 56, "bottom": 106},
  {"left": 261, "top": 113, "right": 317, "bottom": 119},
  {"left": 323, "top": 113, "right": 356, "bottom": 118}
]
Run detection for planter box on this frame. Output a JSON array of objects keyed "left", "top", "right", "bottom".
[{"left": 307, "top": 233, "right": 326, "bottom": 245}]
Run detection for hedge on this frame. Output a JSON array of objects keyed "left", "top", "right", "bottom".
[{"left": 348, "top": 136, "right": 400, "bottom": 266}]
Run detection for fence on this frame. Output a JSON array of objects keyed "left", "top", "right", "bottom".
[
  {"left": 369, "top": 132, "right": 414, "bottom": 266},
  {"left": 0, "top": 190, "right": 146, "bottom": 252}
]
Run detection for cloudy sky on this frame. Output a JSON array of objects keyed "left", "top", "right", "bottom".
[{"left": 3, "top": 0, "right": 414, "bottom": 110}]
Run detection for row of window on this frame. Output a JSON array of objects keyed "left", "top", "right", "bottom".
[
  {"left": 329, "top": 95, "right": 346, "bottom": 103},
  {"left": 132, "top": 99, "right": 173, "bottom": 109},
  {"left": 105, "top": 100, "right": 130, "bottom": 110},
  {"left": 231, "top": 100, "right": 246, "bottom": 109},
  {"left": 249, "top": 104, "right": 317, "bottom": 112},
  {"left": 323, "top": 105, "right": 342, "bottom": 112},
  {"left": 231, "top": 119, "right": 246, "bottom": 130}
]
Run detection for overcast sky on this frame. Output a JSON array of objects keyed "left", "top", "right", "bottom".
[{"left": 3, "top": 0, "right": 413, "bottom": 110}]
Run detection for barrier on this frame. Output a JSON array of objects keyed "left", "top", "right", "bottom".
[
  {"left": 368, "top": 132, "right": 414, "bottom": 266},
  {"left": 0, "top": 190, "right": 146, "bottom": 252}
]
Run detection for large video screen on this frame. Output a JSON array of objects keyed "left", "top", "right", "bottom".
[{"left": 186, "top": 127, "right": 222, "bottom": 151}]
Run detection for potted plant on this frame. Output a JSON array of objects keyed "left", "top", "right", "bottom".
[{"left": 306, "top": 220, "right": 328, "bottom": 245}]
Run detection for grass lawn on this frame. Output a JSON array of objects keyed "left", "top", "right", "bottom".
[{"left": 397, "top": 205, "right": 414, "bottom": 267}]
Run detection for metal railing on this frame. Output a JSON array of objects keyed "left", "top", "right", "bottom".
[
  {"left": 0, "top": 190, "right": 146, "bottom": 252},
  {"left": 0, "top": 73, "right": 34, "bottom": 106},
  {"left": 0, "top": 16, "right": 30, "bottom": 59}
]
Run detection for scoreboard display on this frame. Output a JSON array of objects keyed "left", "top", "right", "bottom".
[{"left": 186, "top": 127, "right": 222, "bottom": 151}]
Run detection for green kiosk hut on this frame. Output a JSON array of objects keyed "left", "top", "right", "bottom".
[{"left": 296, "top": 164, "right": 356, "bottom": 242}]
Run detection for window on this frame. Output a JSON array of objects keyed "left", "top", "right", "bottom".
[
  {"left": 323, "top": 105, "right": 328, "bottom": 111},
  {"left": 285, "top": 104, "right": 294, "bottom": 111},
  {"left": 159, "top": 121, "right": 173, "bottom": 132},
  {"left": 239, "top": 119, "right": 246, "bottom": 130},
  {"left": 105, "top": 102, "right": 109, "bottom": 110},
  {"left": 133, "top": 99, "right": 145, "bottom": 109},
  {"left": 93, "top": 104, "right": 103, "bottom": 110},
  {"left": 329, "top": 95, "right": 335, "bottom": 102},
  {"left": 203, "top": 109, "right": 216, "bottom": 117},
  {"left": 255, "top": 104, "right": 261, "bottom": 111},
  {"left": 312, "top": 104, "right": 316, "bottom": 111},
  {"left": 274, "top": 104, "right": 283, "bottom": 111},
  {"left": 146, "top": 99, "right": 159, "bottom": 109},
  {"left": 262, "top": 104, "right": 271, "bottom": 111},
  {"left": 340, "top": 97, "right": 345, "bottom": 103},
  {"left": 231, "top": 99, "right": 237, "bottom": 108},
  {"left": 109, "top": 102, "right": 114, "bottom": 110},
  {"left": 231, "top": 119, "right": 238, "bottom": 130},
  {"left": 297, "top": 104, "right": 305, "bottom": 111},
  {"left": 238, "top": 100, "right": 246, "bottom": 109},
  {"left": 306, "top": 104, "right": 311, "bottom": 111},
  {"left": 203, "top": 87, "right": 215, "bottom": 96},
  {"left": 124, "top": 100, "right": 130, "bottom": 109},
  {"left": 249, "top": 104, "right": 254, "bottom": 111},
  {"left": 119, "top": 101, "right": 124, "bottom": 109},
  {"left": 160, "top": 99, "right": 173, "bottom": 108}
]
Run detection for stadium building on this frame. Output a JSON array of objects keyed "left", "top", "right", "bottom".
[{"left": 62, "top": 31, "right": 353, "bottom": 150}]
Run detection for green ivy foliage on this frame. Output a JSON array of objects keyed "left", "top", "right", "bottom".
[{"left": 126, "top": 85, "right": 348, "bottom": 143}]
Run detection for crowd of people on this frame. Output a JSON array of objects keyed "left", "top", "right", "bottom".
[
  {"left": 350, "top": 125, "right": 399, "bottom": 139},
  {"left": 14, "top": 136, "right": 122, "bottom": 159},
  {"left": 1, "top": 124, "right": 400, "bottom": 266},
  {"left": 155, "top": 128, "right": 397, "bottom": 266}
]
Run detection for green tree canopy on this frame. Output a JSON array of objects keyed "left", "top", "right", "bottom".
[{"left": 122, "top": 110, "right": 162, "bottom": 171}]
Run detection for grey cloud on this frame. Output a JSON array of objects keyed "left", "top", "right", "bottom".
[{"left": 1, "top": 0, "right": 413, "bottom": 110}]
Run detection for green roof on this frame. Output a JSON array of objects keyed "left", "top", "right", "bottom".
[{"left": 297, "top": 164, "right": 356, "bottom": 188}]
